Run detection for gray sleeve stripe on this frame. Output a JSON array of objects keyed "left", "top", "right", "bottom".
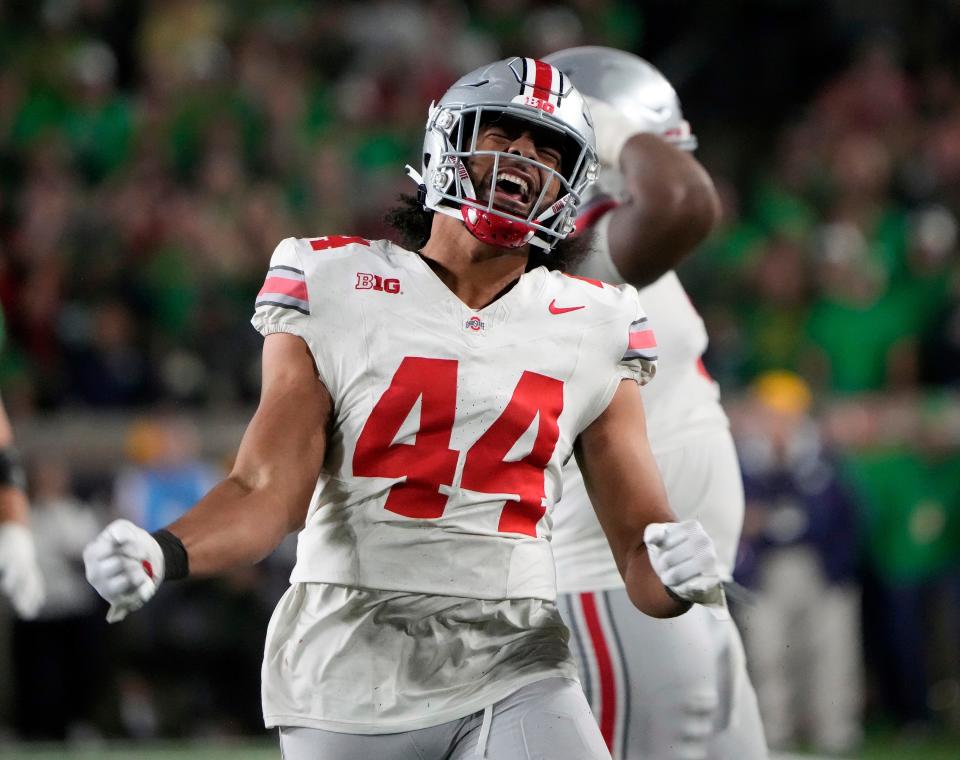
[
  {"left": 255, "top": 299, "right": 310, "bottom": 316},
  {"left": 268, "top": 264, "right": 305, "bottom": 276}
]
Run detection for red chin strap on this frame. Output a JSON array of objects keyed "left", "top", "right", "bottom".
[{"left": 460, "top": 202, "right": 535, "bottom": 249}]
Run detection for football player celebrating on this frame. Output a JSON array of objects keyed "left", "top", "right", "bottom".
[
  {"left": 544, "top": 47, "right": 768, "bottom": 759},
  {"left": 0, "top": 395, "right": 45, "bottom": 620},
  {"left": 83, "top": 58, "right": 726, "bottom": 760}
]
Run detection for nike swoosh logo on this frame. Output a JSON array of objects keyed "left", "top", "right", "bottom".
[{"left": 549, "top": 299, "right": 585, "bottom": 315}]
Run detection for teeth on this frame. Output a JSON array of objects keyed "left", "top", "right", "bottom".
[{"left": 496, "top": 171, "right": 528, "bottom": 196}]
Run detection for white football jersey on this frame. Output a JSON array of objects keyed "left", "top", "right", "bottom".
[
  {"left": 552, "top": 201, "right": 740, "bottom": 593},
  {"left": 251, "top": 235, "right": 656, "bottom": 603}
]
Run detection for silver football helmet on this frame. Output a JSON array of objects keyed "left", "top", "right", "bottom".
[
  {"left": 543, "top": 46, "right": 697, "bottom": 151},
  {"left": 407, "top": 57, "right": 599, "bottom": 251}
]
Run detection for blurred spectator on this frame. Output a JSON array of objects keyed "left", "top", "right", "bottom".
[
  {"left": 108, "top": 415, "right": 269, "bottom": 737},
  {"left": 0, "top": 0, "right": 958, "bottom": 748},
  {"left": 834, "top": 396, "right": 960, "bottom": 732},
  {"left": 12, "top": 457, "right": 105, "bottom": 740},
  {"left": 734, "top": 371, "right": 863, "bottom": 754},
  {"left": 113, "top": 416, "right": 220, "bottom": 532},
  {"left": 738, "top": 234, "right": 814, "bottom": 382},
  {"left": 67, "top": 301, "right": 156, "bottom": 407}
]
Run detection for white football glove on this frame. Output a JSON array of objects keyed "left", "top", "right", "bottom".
[
  {"left": 584, "top": 95, "right": 642, "bottom": 169},
  {"left": 644, "top": 519, "right": 729, "bottom": 620},
  {"left": 0, "top": 522, "right": 45, "bottom": 619},
  {"left": 83, "top": 519, "right": 164, "bottom": 623}
]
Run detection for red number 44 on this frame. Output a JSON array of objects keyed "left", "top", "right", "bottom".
[{"left": 352, "top": 357, "right": 564, "bottom": 536}]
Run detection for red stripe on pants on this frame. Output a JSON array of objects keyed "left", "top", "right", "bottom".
[{"left": 580, "top": 592, "right": 616, "bottom": 751}]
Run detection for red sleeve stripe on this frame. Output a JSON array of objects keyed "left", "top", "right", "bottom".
[
  {"left": 256, "top": 268, "right": 310, "bottom": 315},
  {"left": 628, "top": 329, "right": 656, "bottom": 351},
  {"left": 259, "top": 276, "right": 307, "bottom": 301},
  {"left": 623, "top": 318, "right": 657, "bottom": 361}
]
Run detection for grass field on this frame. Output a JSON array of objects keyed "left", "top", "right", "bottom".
[
  {"left": 3, "top": 736, "right": 960, "bottom": 760},
  {"left": 2, "top": 742, "right": 278, "bottom": 760}
]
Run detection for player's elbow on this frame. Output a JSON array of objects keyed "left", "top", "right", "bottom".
[
  {"left": 608, "top": 165, "right": 721, "bottom": 287},
  {"left": 646, "top": 166, "right": 721, "bottom": 253},
  {"left": 626, "top": 579, "right": 692, "bottom": 619},
  {"left": 674, "top": 168, "right": 722, "bottom": 241},
  {"left": 620, "top": 133, "right": 721, "bottom": 237},
  {"left": 628, "top": 585, "right": 692, "bottom": 618},
  {"left": 225, "top": 467, "right": 310, "bottom": 537}
]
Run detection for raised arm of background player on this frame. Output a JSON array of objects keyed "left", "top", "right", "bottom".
[
  {"left": 83, "top": 333, "right": 720, "bottom": 621},
  {"left": 588, "top": 97, "right": 721, "bottom": 287},
  {"left": 0, "top": 397, "right": 45, "bottom": 618}
]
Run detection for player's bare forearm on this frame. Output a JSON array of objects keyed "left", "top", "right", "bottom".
[
  {"left": 0, "top": 397, "right": 29, "bottom": 525},
  {"left": 606, "top": 133, "right": 721, "bottom": 287},
  {"left": 622, "top": 543, "right": 691, "bottom": 618},
  {"left": 575, "top": 380, "right": 689, "bottom": 618},
  {"left": 166, "top": 333, "right": 332, "bottom": 576},
  {"left": 0, "top": 488, "right": 30, "bottom": 525},
  {"left": 165, "top": 477, "right": 299, "bottom": 576}
]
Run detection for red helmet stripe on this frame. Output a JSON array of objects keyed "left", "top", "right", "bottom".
[{"left": 533, "top": 59, "right": 554, "bottom": 102}]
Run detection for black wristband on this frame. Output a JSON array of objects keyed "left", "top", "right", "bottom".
[
  {"left": 663, "top": 584, "right": 692, "bottom": 608},
  {"left": 151, "top": 529, "right": 190, "bottom": 581},
  {"left": 0, "top": 446, "right": 27, "bottom": 491}
]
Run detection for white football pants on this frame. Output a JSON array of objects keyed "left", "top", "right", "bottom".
[
  {"left": 556, "top": 429, "right": 768, "bottom": 759},
  {"left": 558, "top": 590, "right": 767, "bottom": 760},
  {"left": 278, "top": 677, "right": 611, "bottom": 760}
]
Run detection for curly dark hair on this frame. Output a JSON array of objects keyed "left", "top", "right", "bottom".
[{"left": 384, "top": 195, "right": 593, "bottom": 273}]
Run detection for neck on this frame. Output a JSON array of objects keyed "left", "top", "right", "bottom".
[{"left": 419, "top": 214, "right": 530, "bottom": 310}]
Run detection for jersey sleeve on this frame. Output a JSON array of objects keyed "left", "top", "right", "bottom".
[
  {"left": 574, "top": 283, "right": 658, "bottom": 434},
  {"left": 250, "top": 237, "right": 329, "bottom": 383},
  {"left": 617, "top": 286, "right": 657, "bottom": 386},
  {"left": 252, "top": 237, "right": 311, "bottom": 331}
]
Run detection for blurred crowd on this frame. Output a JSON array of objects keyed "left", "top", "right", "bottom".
[
  {"left": 0, "top": 0, "right": 642, "bottom": 413},
  {"left": 0, "top": 0, "right": 959, "bottom": 753}
]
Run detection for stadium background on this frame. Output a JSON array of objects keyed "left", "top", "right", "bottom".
[{"left": 1, "top": 0, "right": 959, "bottom": 758}]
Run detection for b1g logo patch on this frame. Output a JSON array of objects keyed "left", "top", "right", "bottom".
[
  {"left": 465, "top": 315, "right": 484, "bottom": 332},
  {"left": 524, "top": 96, "right": 555, "bottom": 114},
  {"left": 356, "top": 273, "right": 401, "bottom": 294}
]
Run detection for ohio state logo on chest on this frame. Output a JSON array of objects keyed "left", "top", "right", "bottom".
[{"left": 355, "top": 272, "right": 400, "bottom": 294}]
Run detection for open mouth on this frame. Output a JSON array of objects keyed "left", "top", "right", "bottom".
[{"left": 491, "top": 170, "right": 534, "bottom": 212}]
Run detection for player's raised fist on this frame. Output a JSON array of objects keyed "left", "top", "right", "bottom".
[
  {"left": 83, "top": 519, "right": 164, "bottom": 623},
  {"left": 644, "top": 519, "right": 727, "bottom": 615},
  {"left": 0, "top": 522, "right": 45, "bottom": 619}
]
